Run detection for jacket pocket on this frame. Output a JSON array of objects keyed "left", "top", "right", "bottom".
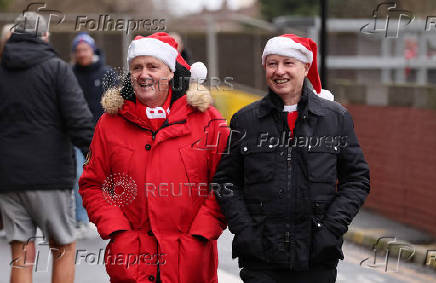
[
  {"left": 312, "top": 200, "right": 330, "bottom": 220},
  {"left": 232, "top": 226, "right": 265, "bottom": 261},
  {"left": 179, "top": 234, "right": 217, "bottom": 283},
  {"left": 305, "top": 145, "right": 338, "bottom": 183},
  {"left": 109, "top": 143, "right": 135, "bottom": 175},
  {"left": 179, "top": 145, "right": 208, "bottom": 184},
  {"left": 241, "top": 141, "right": 277, "bottom": 184},
  {"left": 310, "top": 221, "right": 344, "bottom": 267},
  {"left": 104, "top": 230, "right": 140, "bottom": 282}
]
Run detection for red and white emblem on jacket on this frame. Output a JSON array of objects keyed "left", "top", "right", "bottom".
[{"left": 146, "top": 107, "right": 167, "bottom": 119}]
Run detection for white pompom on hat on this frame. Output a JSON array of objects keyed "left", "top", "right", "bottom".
[{"left": 190, "top": 62, "right": 207, "bottom": 81}]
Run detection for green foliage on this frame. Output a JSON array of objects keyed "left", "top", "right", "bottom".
[
  {"left": 0, "top": 0, "right": 12, "bottom": 11},
  {"left": 259, "top": 0, "right": 320, "bottom": 21},
  {"left": 259, "top": 0, "right": 436, "bottom": 20}
]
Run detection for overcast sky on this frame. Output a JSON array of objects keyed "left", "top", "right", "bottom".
[{"left": 153, "top": 0, "right": 255, "bottom": 15}]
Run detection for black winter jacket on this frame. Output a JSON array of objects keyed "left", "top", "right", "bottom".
[
  {"left": 213, "top": 80, "right": 370, "bottom": 271},
  {"left": 0, "top": 32, "right": 94, "bottom": 193}
]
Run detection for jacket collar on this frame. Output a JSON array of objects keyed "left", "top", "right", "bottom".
[{"left": 258, "top": 78, "right": 327, "bottom": 119}]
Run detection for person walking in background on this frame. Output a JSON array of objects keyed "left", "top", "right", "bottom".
[
  {"left": 71, "top": 32, "right": 116, "bottom": 238},
  {"left": 79, "top": 32, "right": 227, "bottom": 283},
  {"left": 72, "top": 32, "right": 116, "bottom": 124},
  {"left": 213, "top": 34, "right": 370, "bottom": 283},
  {"left": 170, "top": 32, "right": 192, "bottom": 64},
  {"left": 0, "top": 12, "right": 94, "bottom": 283}
]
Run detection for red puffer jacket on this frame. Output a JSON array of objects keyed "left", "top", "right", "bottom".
[{"left": 79, "top": 84, "right": 228, "bottom": 283}]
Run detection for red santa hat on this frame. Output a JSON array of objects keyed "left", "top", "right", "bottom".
[
  {"left": 262, "top": 34, "right": 334, "bottom": 100},
  {"left": 127, "top": 32, "right": 207, "bottom": 81}
]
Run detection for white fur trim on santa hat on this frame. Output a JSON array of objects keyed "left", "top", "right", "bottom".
[
  {"left": 127, "top": 37, "right": 178, "bottom": 72},
  {"left": 315, "top": 89, "right": 335, "bottom": 101},
  {"left": 262, "top": 36, "right": 313, "bottom": 66}
]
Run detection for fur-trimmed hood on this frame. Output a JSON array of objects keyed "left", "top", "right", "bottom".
[{"left": 101, "top": 82, "right": 213, "bottom": 115}]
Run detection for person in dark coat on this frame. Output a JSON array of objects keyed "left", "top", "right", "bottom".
[
  {"left": 170, "top": 32, "right": 192, "bottom": 64},
  {"left": 72, "top": 32, "right": 116, "bottom": 124},
  {"left": 71, "top": 32, "right": 116, "bottom": 238},
  {"left": 213, "top": 34, "right": 370, "bottom": 283},
  {"left": 0, "top": 12, "right": 93, "bottom": 283}
]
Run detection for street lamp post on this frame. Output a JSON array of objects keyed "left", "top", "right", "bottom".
[{"left": 320, "top": 0, "right": 328, "bottom": 88}]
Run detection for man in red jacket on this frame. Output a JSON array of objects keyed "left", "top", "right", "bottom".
[{"left": 79, "top": 32, "right": 228, "bottom": 283}]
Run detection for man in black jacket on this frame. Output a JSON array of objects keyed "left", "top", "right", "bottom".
[
  {"left": 214, "top": 34, "right": 370, "bottom": 282},
  {"left": 0, "top": 12, "right": 93, "bottom": 283}
]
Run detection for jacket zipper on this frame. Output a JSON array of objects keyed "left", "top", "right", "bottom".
[
  {"left": 282, "top": 111, "right": 295, "bottom": 270},
  {"left": 287, "top": 145, "right": 295, "bottom": 270},
  {"left": 152, "top": 119, "right": 187, "bottom": 140},
  {"left": 138, "top": 119, "right": 186, "bottom": 141}
]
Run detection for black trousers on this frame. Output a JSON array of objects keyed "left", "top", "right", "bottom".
[{"left": 240, "top": 266, "right": 337, "bottom": 283}]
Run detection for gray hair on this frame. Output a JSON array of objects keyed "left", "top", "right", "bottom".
[{"left": 14, "top": 12, "right": 48, "bottom": 37}]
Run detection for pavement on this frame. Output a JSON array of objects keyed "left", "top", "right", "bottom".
[
  {"left": 1, "top": 207, "right": 435, "bottom": 282},
  {"left": 344, "top": 208, "right": 436, "bottom": 270}
]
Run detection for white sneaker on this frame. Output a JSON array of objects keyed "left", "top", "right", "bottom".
[{"left": 0, "top": 229, "right": 6, "bottom": 238}]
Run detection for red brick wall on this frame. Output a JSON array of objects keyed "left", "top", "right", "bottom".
[{"left": 346, "top": 104, "right": 436, "bottom": 236}]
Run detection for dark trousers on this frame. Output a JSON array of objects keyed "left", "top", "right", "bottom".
[{"left": 240, "top": 266, "right": 337, "bottom": 283}]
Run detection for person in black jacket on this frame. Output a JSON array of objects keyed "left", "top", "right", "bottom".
[
  {"left": 0, "top": 12, "right": 93, "bottom": 283},
  {"left": 213, "top": 34, "right": 370, "bottom": 283},
  {"left": 71, "top": 32, "right": 115, "bottom": 238},
  {"left": 72, "top": 32, "right": 116, "bottom": 124}
]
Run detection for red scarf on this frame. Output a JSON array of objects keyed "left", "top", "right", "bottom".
[
  {"left": 284, "top": 105, "right": 298, "bottom": 138},
  {"left": 135, "top": 89, "right": 172, "bottom": 131}
]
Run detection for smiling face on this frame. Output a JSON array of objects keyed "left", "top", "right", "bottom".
[
  {"left": 129, "top": 55, "right": 174, "bottom": 107},
  {"left": 265, "top": 54, "right": 310, "bottom": 102}
]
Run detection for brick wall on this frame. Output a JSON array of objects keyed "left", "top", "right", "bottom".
[{"left": 345, "top": 104, "right": 436, "bottom": 236}]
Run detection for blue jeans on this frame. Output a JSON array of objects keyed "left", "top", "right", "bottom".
[{"left": 74, "top": 147, "right": 89, "bottom": 223}]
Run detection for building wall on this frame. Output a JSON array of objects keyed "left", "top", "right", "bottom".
[
  {"left": 347, "top": 104, "right": 436, "bottom": 236},
  {"left": 333, "top": 83, "right": 436, "bottom": 236}
]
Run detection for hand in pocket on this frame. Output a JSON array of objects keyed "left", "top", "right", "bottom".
[
  {"left": 310, "top": 224, "right": 344, "bottom": 265},
  {"left": 104, "top": 230, "right": 139, "bottom": 282}
]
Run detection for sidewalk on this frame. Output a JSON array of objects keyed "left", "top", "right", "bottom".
[{"left": 345, "top": 208, "right": 436, "bottom": 270}]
